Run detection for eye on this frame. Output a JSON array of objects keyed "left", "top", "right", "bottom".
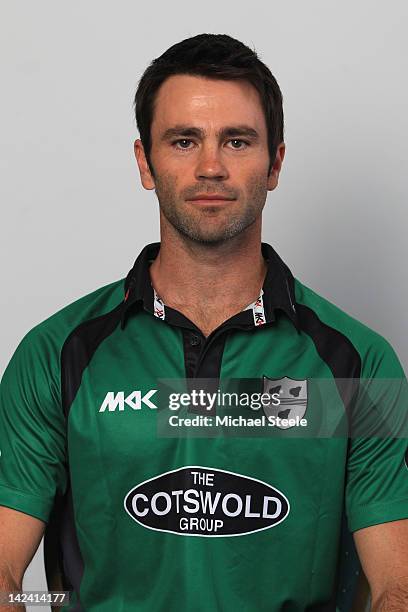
[
  {"left": 172, "top": 139, "right": 195, "bottom": 151},
  {"left": 228, "top": 139, "right": 249, "bottom": 150}
]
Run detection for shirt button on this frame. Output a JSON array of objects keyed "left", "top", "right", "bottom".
[{"left": 190, "top": 334, "right": 201, "bottom": 346}]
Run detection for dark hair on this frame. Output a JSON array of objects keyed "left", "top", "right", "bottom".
[{"left": 134, "top": 33, "right": 284, "bottom": 177}]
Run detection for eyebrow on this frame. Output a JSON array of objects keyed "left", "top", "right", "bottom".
[{"left": 160, "top": 124, "right": 260, "bottom": 142}]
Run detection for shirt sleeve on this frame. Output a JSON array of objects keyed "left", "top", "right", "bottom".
[
  {"left": 346, "top": 336, "right": 408, "bottom": 533},
  {"left": 0, "top": 325, "right": 68, "bottom": 523}
]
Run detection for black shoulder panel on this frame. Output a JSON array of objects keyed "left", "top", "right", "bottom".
[
  {"left": 61, "top": 303, "right": 123, "bottom": 418},
  {"left": 47, "top": 303, "right": 123, "bottom": 609},
  {"left": 297, "top": 303, "right": 361, "bottom": 410},
  {"left": 297, "top": 302, "right": 363, "bottom": 611}
]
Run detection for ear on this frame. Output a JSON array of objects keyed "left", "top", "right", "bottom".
[
  {"left": 134, "top": 139, "right": 156, "bottom": 190},
  {"left": 267, "top": 142, "right": 286, "bottom": 191}
]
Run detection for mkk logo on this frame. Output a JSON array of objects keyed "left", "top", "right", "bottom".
[{"left": 99, "top": 390, "right": 158, "bottom": 412}]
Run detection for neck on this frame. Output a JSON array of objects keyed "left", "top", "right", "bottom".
[{"left": 149, "top": 218, "right": 267, "bottom": 328}]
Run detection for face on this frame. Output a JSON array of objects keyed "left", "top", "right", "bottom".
[{"left": 135, "top": 74, "right": 285, "bottom": 245}]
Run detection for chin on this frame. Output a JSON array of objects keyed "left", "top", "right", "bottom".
[{"left": 181, "top": 227, "right": 247, "bottom": 245}]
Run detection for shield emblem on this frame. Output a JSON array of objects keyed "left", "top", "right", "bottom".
[{"left": 262, "top": 376, "right": 308, "bottom": 429}]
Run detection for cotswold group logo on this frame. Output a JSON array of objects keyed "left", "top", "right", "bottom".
[
  {"left": 262, "top": 376, "right": 308, "bottom": 429},
  {"left": 124, "top": 466, "right": 290, "bottom": 537}
]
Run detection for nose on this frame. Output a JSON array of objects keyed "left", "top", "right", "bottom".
[{"left": 194, "top": 143, "right": 229, "bottom": 181}]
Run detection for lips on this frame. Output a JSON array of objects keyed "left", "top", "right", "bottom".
[{"left": 188, "top": 195, "right": 235, "bottom": 202}]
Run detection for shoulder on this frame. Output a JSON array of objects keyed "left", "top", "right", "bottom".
[{"left": 294, "top": 278, "right": 405, "bottom": 377}]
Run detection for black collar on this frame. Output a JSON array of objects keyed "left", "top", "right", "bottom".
[{"left": 120, "top": 242, "right": 300, "bottom": 332}]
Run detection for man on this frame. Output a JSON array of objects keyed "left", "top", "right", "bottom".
[{"left": 0, "top": 33, "right": 407, "bottom": 612}]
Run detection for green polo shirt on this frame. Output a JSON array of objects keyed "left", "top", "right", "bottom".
[{"left": 0, "top": 242, "right": 407, "bottom": 611}]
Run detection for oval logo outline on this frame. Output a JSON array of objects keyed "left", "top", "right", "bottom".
[{"left": 123, "top": 465, "right": 290, "bottom": 538}]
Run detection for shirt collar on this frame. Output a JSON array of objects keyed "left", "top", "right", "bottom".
[
  {"left": 259, "top": 241, "right": 300, "bottom": 331},
  {"left": 120, "top": 241, "right": 300, "bottom": 332}
]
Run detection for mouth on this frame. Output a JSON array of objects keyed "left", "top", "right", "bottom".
[{"left": 187, "top": 196, "right": 236, "bottom": 205}]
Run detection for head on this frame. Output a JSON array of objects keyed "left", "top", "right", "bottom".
[{"left": 133, "top": 33, "right": 285, "bottom": 245}]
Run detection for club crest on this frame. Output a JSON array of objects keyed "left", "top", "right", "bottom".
[{"left": 262, "top": 376, "right": 308, "bottom": 429}]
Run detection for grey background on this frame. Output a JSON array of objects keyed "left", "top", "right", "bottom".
[{"left": 1, "top": 1, "right": 407, "bottom": 608}]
